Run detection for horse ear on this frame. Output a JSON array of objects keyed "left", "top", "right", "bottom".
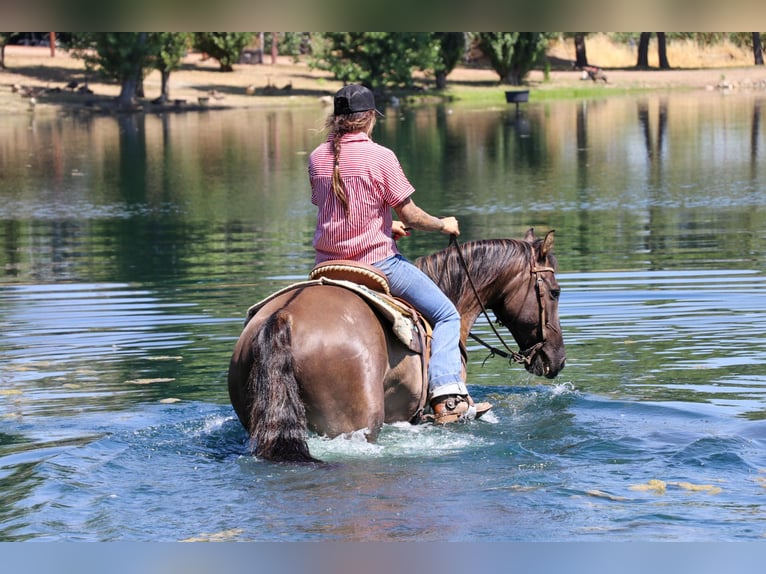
[
  {"left": 524, "top": 227, "right": 536, "bottom": 243},
  {"left": 539, "top": 230, "right": 555, "bottom": 261}
]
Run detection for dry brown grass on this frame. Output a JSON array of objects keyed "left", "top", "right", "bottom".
[
  {"left": 546, "top": 33, "right": 755, "bottom": 69},
  {"left": 1, "top": 45, "right": 344, "bottom": 115}
]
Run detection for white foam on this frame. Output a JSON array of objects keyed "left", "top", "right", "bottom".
[
  {"left": 307, "top": 421, "right": 492, "bottom": 461},
  {"left": 550, "top": 381, "right": 578, "bottom": 396}
]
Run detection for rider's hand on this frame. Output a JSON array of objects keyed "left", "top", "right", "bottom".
[
  {"left": 439, "top": 217, "right": 460, "bottom": 236},
  {"left": 392, "top": 220, "right": 411, "bottom": 241}
]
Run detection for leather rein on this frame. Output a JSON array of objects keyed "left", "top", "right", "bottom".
[{"left": 449, "top": 234, "right": 554, "bottom": 368}]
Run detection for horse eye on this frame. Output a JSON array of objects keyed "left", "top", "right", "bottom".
[{"left": 550, "top": 288, "right": 561, "bottom": 300}]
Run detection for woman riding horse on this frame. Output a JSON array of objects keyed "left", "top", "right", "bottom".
[
  {"left": 228, "top": 229, "right": 566, "bottom": 462},
  {"left": 227, "top": 85, "right": 567, "bottom": 463},
  {"left": 309, "top": 84, "right": 491, "bottom": 424}
]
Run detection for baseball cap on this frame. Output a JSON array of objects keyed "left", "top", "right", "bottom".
[{"left": 333, "top": 84, "right": 384, "bottom": 116}]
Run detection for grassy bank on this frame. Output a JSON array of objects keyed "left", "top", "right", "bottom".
[{"left": 2, "top": 34, "right": 764, "bottom": 116}]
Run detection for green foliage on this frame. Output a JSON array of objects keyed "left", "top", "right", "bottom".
[
  {"left": 475, "top": 32, "right": 550, "bottom": 85},
  {"left": 154, "top": 32, "right": 191, "bottom": 74},
  {"left": 68, "top": 33, "right": 158, "bottom": 82},
  {"left": 67, "top": 33, "right": 192, "bottom": 105},
  {"left": 432, "top": 32, "right": 465, "bottom": 75},
  {"left": 310, "top": 32, "right": 434, "bottom": 90},
  {"left": 193, "top": 33, "right": 253, "bottom": 72},
  {"left": 67, "top": 32, "right": 190, "bottom": 78},
  {"left": 264, "top": 32, "right": 311, "bottom": 58}
]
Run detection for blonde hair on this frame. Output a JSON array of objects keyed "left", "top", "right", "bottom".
[{"left": 325, "top": 110, "right": 377, "bottom": 213}]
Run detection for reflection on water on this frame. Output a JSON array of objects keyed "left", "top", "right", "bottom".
[
  {"left": 558, "top": 269, "right": 766, "bottom": 419},
  {"left": 1, "top": 92, "right": 765, "bottom": 541}
]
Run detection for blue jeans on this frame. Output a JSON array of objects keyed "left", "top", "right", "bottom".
[{"left": 373, "top": 254, "right": 468, "bottom": 398}]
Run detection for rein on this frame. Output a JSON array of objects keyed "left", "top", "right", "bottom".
[{"left": 449, "top": 234, "right": 553, "bottom": 368}]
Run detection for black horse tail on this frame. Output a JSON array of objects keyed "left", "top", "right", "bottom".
[{"left": 247, "top": 310, "right": 319, "bottom": 463}]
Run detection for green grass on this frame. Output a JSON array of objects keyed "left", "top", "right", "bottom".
[{"left": 400, "top": 81, "right": 692, "bottom": 108}]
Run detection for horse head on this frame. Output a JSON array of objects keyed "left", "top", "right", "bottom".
[
  {"left": 491, "top": 228, "right": 566, "bottom": 379},
  {"left": 416, "top": 229, "right": 566, "bottom": 379}
]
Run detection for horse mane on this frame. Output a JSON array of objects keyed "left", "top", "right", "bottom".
[{"left": 414, "top": 238, "right": 535, "bottom": 308}]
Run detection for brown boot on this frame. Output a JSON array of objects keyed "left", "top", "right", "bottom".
[{"left": 430, "top": 394, "right": 493, "bottom": 425}]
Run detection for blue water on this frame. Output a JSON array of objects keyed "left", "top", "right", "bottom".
[
  {"left": 2, "top": 94, "right": 766, "bottom": 542},
  {"left": 2, "top": 270, "right": 765, "bottom": 541}
]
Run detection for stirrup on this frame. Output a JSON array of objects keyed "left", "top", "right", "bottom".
[{"left": 429, "top": 394, "right": 492, "bottom": 425}]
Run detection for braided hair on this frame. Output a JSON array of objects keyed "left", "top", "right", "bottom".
[{"left": 325, "top": 110, "right": 377, "bottom": 214}]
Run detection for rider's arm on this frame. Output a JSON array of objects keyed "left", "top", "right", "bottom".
[{"left": 394, "top": 198, "right": 460, "bottom": 236}]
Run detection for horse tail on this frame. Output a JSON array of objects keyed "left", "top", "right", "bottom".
[{"left": 248, "top": 310, "right": 319, "bottom": 463}]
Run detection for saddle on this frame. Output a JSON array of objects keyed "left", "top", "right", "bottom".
[
  {"left": 309, "top": 260, "right": 391, "bottom": 296},
  {"left": 307, "top": 260, "right": 431, "bottom": 354}
]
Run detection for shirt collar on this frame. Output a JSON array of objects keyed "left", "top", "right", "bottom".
[{"left": 327, "top": 132, "right": 372, "bottom": 144}]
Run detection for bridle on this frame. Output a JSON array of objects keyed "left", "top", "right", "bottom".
[{"left": 449, "top": 235, "right": 554, "bottom": 368}]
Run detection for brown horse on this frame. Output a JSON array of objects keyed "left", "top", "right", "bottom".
[{"left": 227, "top": 228, "right": 566, "bottom": 462}]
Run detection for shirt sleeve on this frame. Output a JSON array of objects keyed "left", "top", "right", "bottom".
[{"left": 375, "top": 145, "right": 415, "bottom": 207}]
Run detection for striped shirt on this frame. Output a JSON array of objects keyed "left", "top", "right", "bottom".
[{"left": 309, "top": 132, "right": 415, "bottom": 264}]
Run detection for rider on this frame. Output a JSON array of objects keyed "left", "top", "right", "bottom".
[{"left": 308, "top": 84, "right": 491, "bottom": 424}]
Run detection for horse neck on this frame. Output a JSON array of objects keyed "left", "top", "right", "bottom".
[{"left": 416, "top": 239, "right": 532, "bottom": 325}]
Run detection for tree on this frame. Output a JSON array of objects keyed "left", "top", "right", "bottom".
[
  {"left": 431, "top": 32, "right": 466, "bottom": 89},
  {"left": 0, "top": 32, "right": 23, "bottom": 70},
  {"left": 636, "top": 33, "right": 670, "bottom": 69},
  {"left": 560, "top": 32, "right": 590, "bottom": 67},
  {"left": 657, "top": 33, "right": 670, "bottom": 69},
  {"left": 311, "top": 32, "right": 432, "bottom": 90},
  {"left": 0, "top": 32, "right": 13, "bottom": 69},
  {"left": 753, "top": 33, "right": 764, "bottom": 65},
  {"left": 69, "top": 32, "right": 158, "bottom": 109},
  {"left": 193, "top": 33, "right": 253, "bottom": 72},
  {"left": 68, "top": 33, "right": 191, "bottom": 108},
  {"left": 573, "top": 33, "right": 589, "bottom": 68},
  {"left": 637, "top": 32, "right": 651, "bottom": 67},
  {"left": 153, "top": 33, "right": 191, "bottom": 103},
  {"left": 476, "top": 32, "right": 549, "bottom": 85}
]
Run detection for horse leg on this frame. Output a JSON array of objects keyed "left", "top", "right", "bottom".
[
  {"left": 228, "top": 287, "right": 390, "bottom": 461},
  {"left": 382, "top": 332, "right": 426, "bottom": 424},
  {"left": 289, "top": 294, "right": 389, "bottom": 440}
]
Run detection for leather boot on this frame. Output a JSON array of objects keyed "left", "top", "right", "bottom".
[{"left": 430, "top": 394, "right": 492, "bottom": 425}]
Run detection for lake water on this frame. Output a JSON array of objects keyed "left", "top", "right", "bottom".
[{"left": 1, "top": 91, "right": 765, "bottom": 542}]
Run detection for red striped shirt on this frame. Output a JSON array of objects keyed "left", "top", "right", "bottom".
[{"left": 309, "top": 132, "right": 415, "bottom": 264}]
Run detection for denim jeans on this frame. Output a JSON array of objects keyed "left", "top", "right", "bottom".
[{"left": 373, "top": 254, "right": 468, "bottom": 398}]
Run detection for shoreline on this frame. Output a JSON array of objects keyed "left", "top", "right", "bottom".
[{"left": 2, "top": 45, "right": 766, "bottom": 116}]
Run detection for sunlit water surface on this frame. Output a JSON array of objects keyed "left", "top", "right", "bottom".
[{"left": 1, "top": 92, "right": 765, "bottom": 541}]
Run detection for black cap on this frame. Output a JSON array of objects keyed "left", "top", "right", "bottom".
[{"left": 333, "top": 84, "right": 383, "bottom": 116}]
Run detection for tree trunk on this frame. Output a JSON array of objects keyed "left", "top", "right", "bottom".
[
  {"left": 504, "top": 70, "right": 521, "bottom": 85},
  {"left": 754, "top": 32, "right": 764, "bottom": 65},
  {"left": 257, "top": 32, "right": 265, "bottom": 64},
  {"left": 49, "top": 32, "right": 56, "bottom": 57},
  {"left": 118, "top": 77, "right": 140, "bottom": 109},
  {"left": 271, "top": 33, "right": 278, "bottom": 64},
  {"left": 435, "top": 70, "right": 447, "bottom": 89},
  {"left": 574, "top": 33, "right": 588, "bottom": 67},
  {"left": 637, "top": 32, "right": 651, "bottom": 68},
  {"left": 0, "top": 44, "right": 5, "bottom": 69},
  {"left": 160, "top": 70, "right": 171, "bottom": 102},
  {"left": 116, "top": 32, "right": 147, "bottom": 110},
  {"left": 657, "top": 33, "right": 670, "bottom": 69}
]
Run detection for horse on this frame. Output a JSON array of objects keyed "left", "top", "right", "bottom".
[{"left": 227, "top": 228, "right": 566, "bottom": 463}]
